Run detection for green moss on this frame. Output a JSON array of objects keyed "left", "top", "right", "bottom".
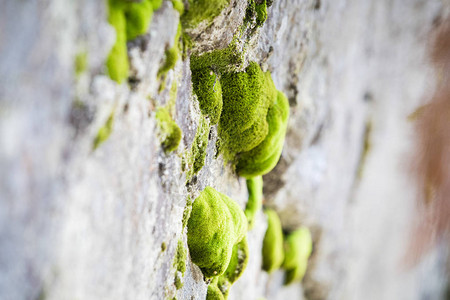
[
  {"left": 255, "top": 0, "right": 268, "bottom": 26},
  {"left": 75, "top": 51, "right": 88, "bottom": 77},
  {"left": 207, "top": 278, "right": 224, "bottom": 300},
  {"left": 282, "top": 227, "right": 313, "bottom": 285},
  {"left": 244, "top": 176, "right": 263, "bottom": 229},
  {"left": 236, "top": 91, "right": 289, "bottom": 178},
  {"left": 171, "top": 0, "right": 185, "bottom": 14},
  {"left": 262, "top": 209, "right": 284, "bottom": 273},
  {"left": 219, "top": 62, "right": 276, "bottom": 155},
  {"left": 182, "top": 196, "right": 193, "bottom": 229},
  {"left": 159, "top": 23, "right": 182, "bottom": 77},
  {"left": 187, "top": 187, "right": 247, "bottom": 278},
  {"left": 186, "top": 116, "right": 209, "bottom": 179},
  {"left": 93, "top": 111, "right": 115, "bottom": 150},
  {"left": 191, "top": 67, "right": 223, "bottom": 125},
  {"left": 106, "top": 0, "right": 163, "bottom": 83},
  {"left": 161, "top": 242, "right": 167, "bottom": 252},
  {"left": 182, "top": 0, "right": 230, "bottom": 28},
  {"left": 156, "top": 107, "right": 182, "bottom": 153},
  {"left": 106, "top": 0, "right": 129, "bottom": 83},
  {"left": 216, "top": 238, "right": 249, "bottom": 298},
  {"left": 173, "top": 240, "right": 187, "bottom": 290}
]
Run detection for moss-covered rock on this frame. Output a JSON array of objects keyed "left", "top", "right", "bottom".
[
  {"left": 236, "top": 91, "right": 289, "bottom": 178},
  {"left": 173, "top": 240, "right": 187, "bottom": 290},
  {"left": 282, "top": 227, "right": 313, "bottom": 285},
  {"left": 262, "top": 209, "right": 284, "bottom": 273},
  {"left": 191, "top": 67, "right": 223, "bottom": 125},
  {"left": 156, "top": 107, "right": 182, "bottom": 153},
  {"left": 207, "top": 277, "right": 224, "bottom": 300},
  {"left": 244, "top": 176, "right": 263, "bottom": 229},
  {"left": 93, "top": 111, "right": 115, "bottom": 150},
  {"left": 187, "top": 187, "right": 247, "bottom": 278}
]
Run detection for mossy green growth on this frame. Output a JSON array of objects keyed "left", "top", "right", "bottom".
[
  {"left": 255, "top": 0, "right": 268, "bottom": 26},
  {"left": 244, "top": 0, "right": 268, "bottom": 28},
  {"left": 106, "top": 0, "right": 163, "bottom": 83},
  {"left": 159, "top": 23, "right": 182, "bottom": 77},
  {"left": 182, "top": 0, "right": 230, "bottom": 28},
  {"left": 187, "top": 187, "right": 247, "bottom": 278},
  {"left": 156, "top": 107, "right": 182, "bottom": 153},
  {"left": 186, "top": 116, "right": 209, "bottom": 179},
  {"left": 191, "top": 67, "right": 223, "bottom": 125},
  {"left": 236, "top": 91, "right": 289, "bottom": 178},
  {"left": 219, "top": 62, "right": 276, "bottom": 155},
  {"left": 282, "top": 227, "right": 313, "bottom": 285},
  {"left": 75, "top": 51, "right": 88, "bottom": 77},
  {"left": 262, "top": 209, "right": 284, "bottom": 273},
  {"left": 207, "top": 277, "right": 224, "bottom": 300},
  {"left": 171, "top": 0, "right": 184, "bottom": 14},
  {"left": 173, "top": 240, "right": 187, "bottom": 290},
  {"left": 93, "top": 111, "right": 115, "bottom": 150},
  {"left": 244, "top": 176, "right": 263, "bottom": 229},
  {"left": 216, "top": 238, "right": 249, "bottom": 298}
]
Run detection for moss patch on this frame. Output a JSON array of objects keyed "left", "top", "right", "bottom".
[
  {"left": 187, "top": 186, "right": 247, "bottom": 278},
  {"left": 283, "top": 227, "right": 313, "bottom": 285},
  {"left": 236, "top": 91, "right": 289, "bottom": 178},
  {"left": 173, "top": 240, "right": 187, "bottom": 290},
  {"left": 207, "top": 277, "right": 224, "bottom": 300},
  {"left": 244, "top": 176, "right": 263, "bottom": 229},
  {"left": 159, "top": 23, "right": 182, "bottom": 78},
  {"left": 191, "top": 67, "right": 223, "bottom": 125},
  {"left": 262, "top": 209, "right": 284, "bottom": 273},
  {"left": 156, "top": 107, "right": 182, "bottom": 153},
  {"left": 185, "top": 116, "right": 210, "bottom": 180},
  {"left": 106, "top": 0, "right": 163, "bottom": 83},
  {"left": 182, "top": 0, "right": 230, "bottom": 29},
  {"left": 93, "top": 111, "right": 115, "bottom": 150},
  {"left": 171, "top": 0, "right": 185, "bottom": 14},
  {"left": 75, "top": 51, "right": 88, "bottom": 77}
]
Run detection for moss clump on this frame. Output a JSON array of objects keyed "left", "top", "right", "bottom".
[
  {"left": 262, "top": 209, "right": 284, "bottom": 273},
  {"left": 75, "top": 51, "right": 88, "bottom": 77},
  {"left": 93, "top": 111, "right": 115, "bottom": 150},
  {"left": 207, "top": 277, "right": 224, "bottom": 300},
  {"left": 244, "top": 176, "right": 263, "bottom": 229},
  {"left": 173, "top": 240, "right": 187, "bottom": 290},
  {"left": 191, "top": 67, "right": 223, "bottom": 125},
  {"left": 187, "top": 187, "right": 247, "bottom": 278},
  {"left": 182, "top": 0, "right": 230, "bottom": 29},
  {"left": 156, "top": 107, "right": 182, "bottom": 153},
  {"left": 244, "top": 0, "right": 269, "bottom": 29},
  {"left": 161, "top": 242, "right": 167, "bottom": 252},
  {"left": 182, "top": 196, "right": 193, "bottom": 229},
  {"left": 106, "top": 0, "right": 163, "bottom": 83},
  {"left": 171, "top": 0, "right": 184, "bottom": 14},
  {"left": 216, "top": 238, "right": 249, "bottom": 298},
  {"left": 236, "top": 91, "right": 289, "bottom": 178},
  {"left": 283, "top": 227, "right": 313, "bottom": 285},
  {"left": 255, "top": 0, "right": 268, "bottom": 26},
  {"left": 219, "top": 62, "right": 277, "bottom": 155}
]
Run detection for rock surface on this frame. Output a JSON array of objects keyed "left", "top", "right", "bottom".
[{"left": 0, "top": 0, "right": 449, "bottom": 300}]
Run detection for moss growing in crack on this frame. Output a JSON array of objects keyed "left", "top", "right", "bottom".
[
  {"left": 186, "top": 116, "right": 210, "bottom": 179},
  {"left": 236, "top": 91, "right": 289, "bottom": 178},
  {"left": 156, "top": 107, "right": 182, "bottom": 153},
  {"left": 93, "top": 111, "right": 115, "bottom": 150},
  {"left": 244, "top": 0, "right": 268, "bottom": 29},
  {"left": 182, "top": 0, "right": 230, "bottom": 29},
  {"left": 173, "top": 240, "right": 187, "bottom": 290},
  {"left": 182, "top": 196, "right": 193, "bottom": 229},
  {"left": 255, "top": 0, "right": 268, "bottom": 26},
  {"left": 283, "top": 227, "right": 313, "bottom": 285},
  {"left": 262, "top": 209, "right": 284, "bottom": 273},
  {"left": 106, "top": 0, "right": 163, "bottom": 83},
  {"left": 219, "top": 62, "right": 277, "bottom": 155},
  {"left": 187, "top": 187, "right": 247, "bottom": 278},
  {"left": 244, "top": 176, "right": 263, "bottom": 229},
  {"left": 216, "top": 238, "right": 249, "bottom": 298}
]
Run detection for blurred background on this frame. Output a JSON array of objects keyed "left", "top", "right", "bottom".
[{"left": 1, "top": 0, "right": 450, "bottom": 299}]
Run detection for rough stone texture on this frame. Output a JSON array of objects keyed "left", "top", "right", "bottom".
[{"left": 1, "top": 0, "right": 450, "bottom": 300}]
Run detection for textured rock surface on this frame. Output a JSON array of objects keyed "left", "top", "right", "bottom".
[{"left": 1, "top": 0, "right": 450, "bottom": 300}]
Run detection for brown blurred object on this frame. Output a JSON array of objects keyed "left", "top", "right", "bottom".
[{"left": 408, "top": 18, "right": 450, "bottom": 264}]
